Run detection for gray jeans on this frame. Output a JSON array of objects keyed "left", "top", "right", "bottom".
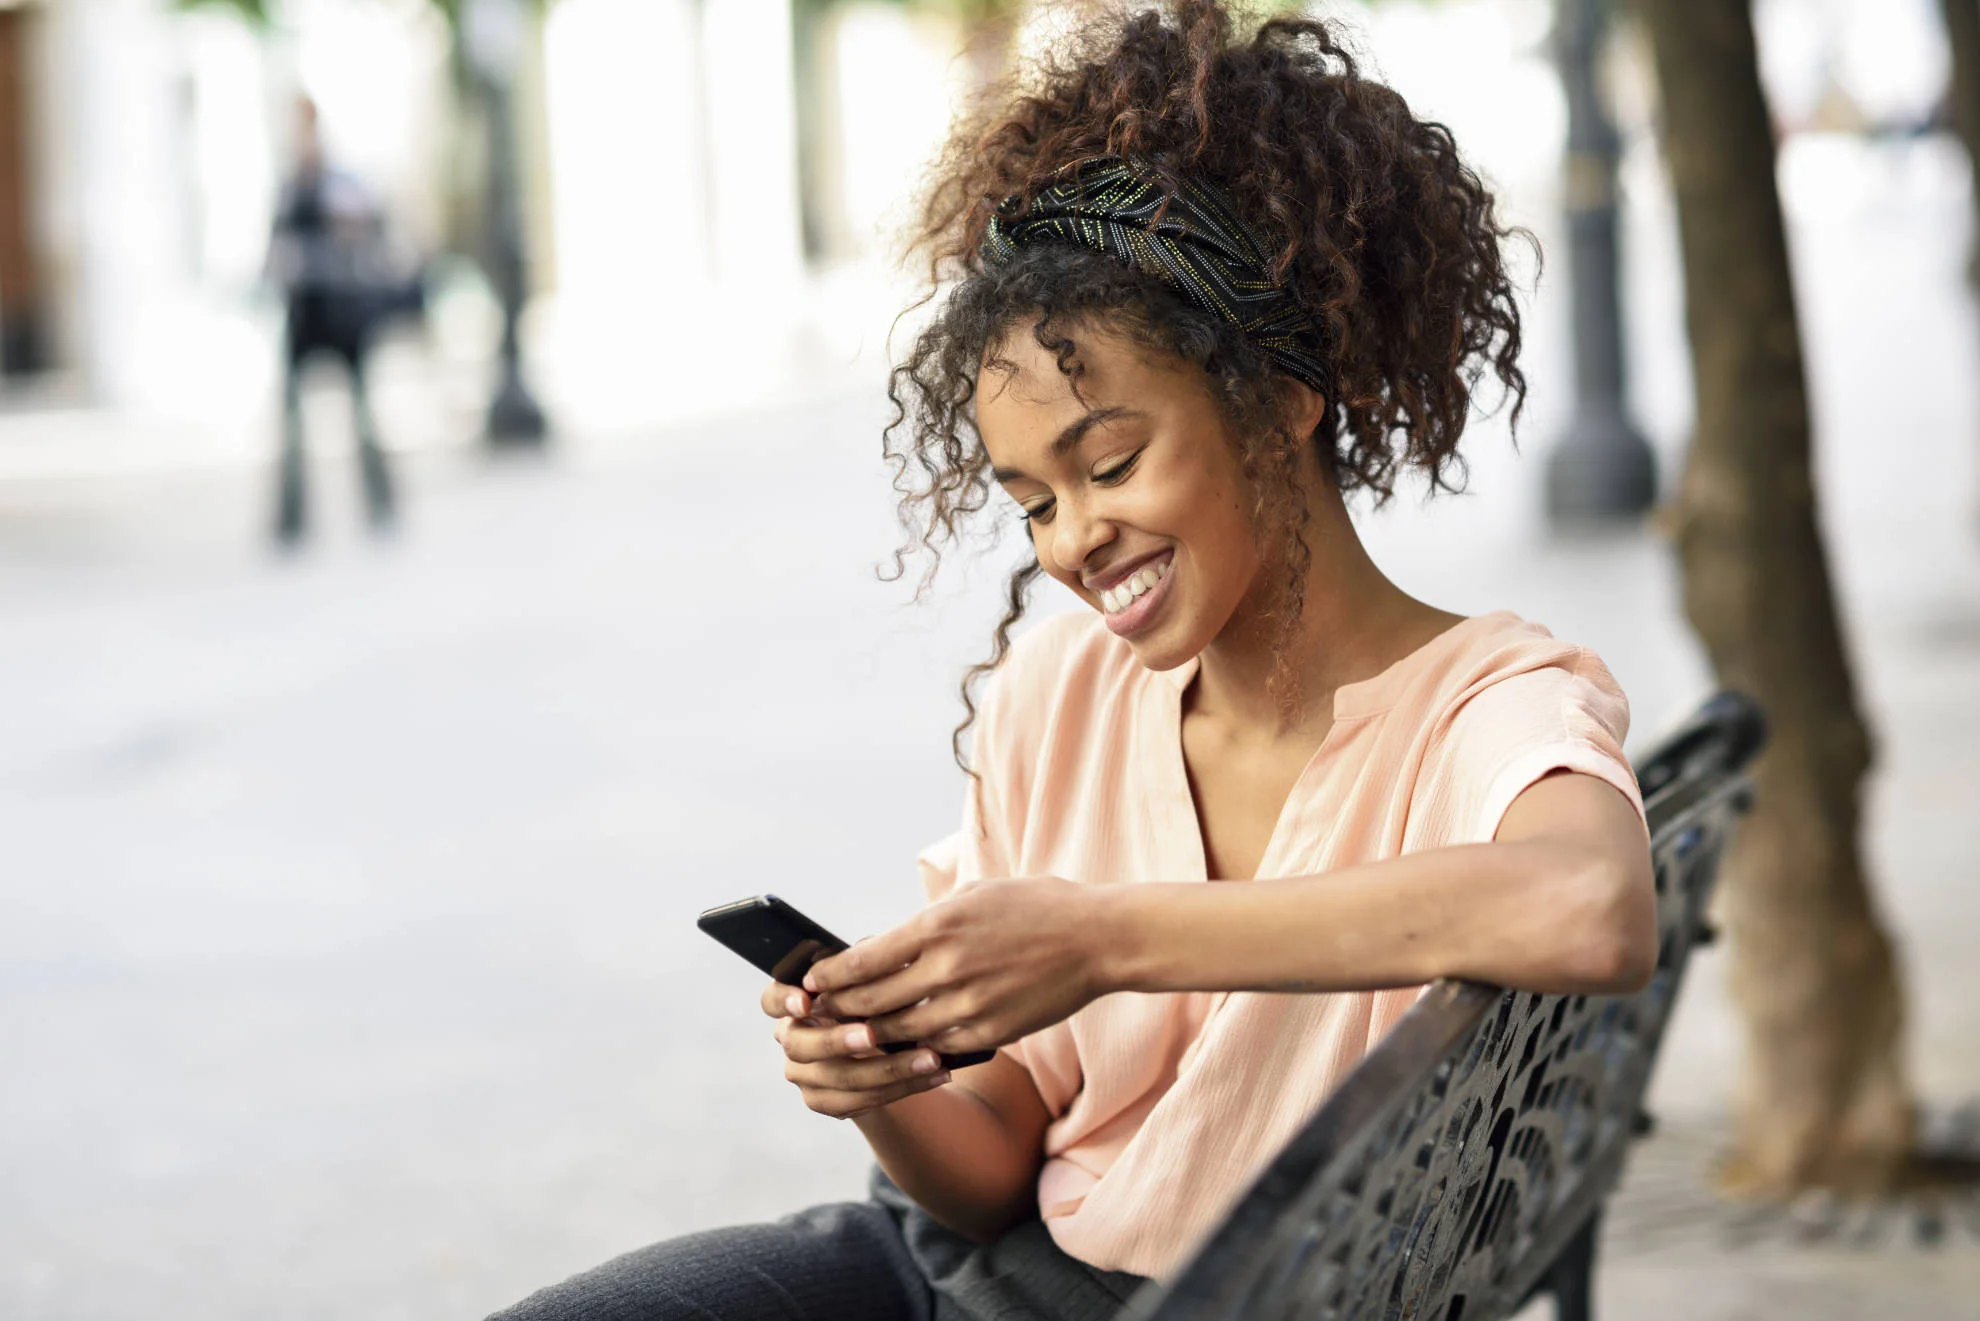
[{"left": 489, "top": 1169, "right": 1151, "bottom": 1321}]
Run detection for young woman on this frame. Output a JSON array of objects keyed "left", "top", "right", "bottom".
[{"left": 494, "top": 3, "right": 1653, "bottom": 1318}]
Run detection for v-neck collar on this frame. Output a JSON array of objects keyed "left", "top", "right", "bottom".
[
  {"left": 1136, "top": 611, "right": 1517, "bottom": 1079},
  {"left": 1150, "top": 611, "right": 1508, "bottom": 884}
]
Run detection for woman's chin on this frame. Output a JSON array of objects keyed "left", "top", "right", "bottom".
[{"left": 1118, "top": 620, "right": 1201, "bottom": 673}]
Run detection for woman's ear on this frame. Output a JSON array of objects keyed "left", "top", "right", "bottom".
[
  {"left": 1283, "top": 380, "right": 1330, "bottom": 441},
  {"left": 1279, "top": 378, "right": 1330, "bottom": 443}
]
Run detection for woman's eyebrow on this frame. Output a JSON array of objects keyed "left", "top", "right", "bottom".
[{"left": 991, "top": 407, "right": 1146, "bottom": 483}]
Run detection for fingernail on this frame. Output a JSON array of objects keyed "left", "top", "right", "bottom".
[
  {"left": 929, "top": 1072, "right": 952, "bottom": 1086},
  {"left": 911, "top": 1051, "right": 938, "bottom": 1074},
  {"left": 842, "top": 1025, "right": 872, "bottom": 1052},
  {"left": 785, "top": 991, "right": 804, "bottom": 1017},
  {"left": 803, "top": 971, "right": 820, "bottom": 992}
]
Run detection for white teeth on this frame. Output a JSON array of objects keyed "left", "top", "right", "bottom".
[{"left": 1100, "top": 561, "right": 1171, "bottom": 614}]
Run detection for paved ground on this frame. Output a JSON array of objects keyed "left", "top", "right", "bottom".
[{"left": 3, "top": 142, "right": 1979, "bottom": 1319}]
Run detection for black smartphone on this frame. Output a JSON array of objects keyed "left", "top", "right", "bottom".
[{"left": 697, "top": 895, "right": 994, "bottom": 1071}]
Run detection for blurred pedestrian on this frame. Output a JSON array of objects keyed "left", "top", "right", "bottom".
[{"left": 265, "top": 96, "right": 397, "bottom": 544}]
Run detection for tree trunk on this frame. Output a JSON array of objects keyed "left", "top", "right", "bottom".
[
  {"left": 1942, "top": 0, "right": 1980, "bottom": 283},
  {"left": 1636, "top": 0, "right": 1914, "bottom": 1197}
]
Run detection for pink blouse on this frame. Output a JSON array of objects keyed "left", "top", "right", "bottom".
[{"left": 915, "top": 609, "right": 1644, "bottom": 1280}]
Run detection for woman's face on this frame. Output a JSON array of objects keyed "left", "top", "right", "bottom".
[{"left": 975, "top": 322, "right": 1266, "bottom": 671}]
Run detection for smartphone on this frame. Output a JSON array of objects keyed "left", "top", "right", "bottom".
[{"left": 697, "top": 895, "right": 994, "bottom": 1071}]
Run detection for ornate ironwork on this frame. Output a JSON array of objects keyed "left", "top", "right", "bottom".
[{"left": 1131, "top": 692, "right": 1767, "bottom": 1321}]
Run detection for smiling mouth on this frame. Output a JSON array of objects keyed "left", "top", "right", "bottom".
[{"left": 1098, "top": 554, "right": 1171, "bottom": 616}]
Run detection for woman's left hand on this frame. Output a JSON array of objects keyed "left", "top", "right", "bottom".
[{"left": 803, "top": 877, "right": 1116, "bottom": 1055}]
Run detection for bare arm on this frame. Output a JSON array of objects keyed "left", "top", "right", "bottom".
[
  {"left": 806, "top": 772, "right": 1657, "bottom": 1055},
  {"left": 776, "top": 771, "right": 1648, "bottom": 1238},
  {"left": 762, "top": 984, "right": 1051, "bottom": 1243},
  {"left": 1110, "top": 772, "right": 1656, "bottom": 997},
  {"left": 852, "top": 1051, "right": 1050, "bottom": 1242}
]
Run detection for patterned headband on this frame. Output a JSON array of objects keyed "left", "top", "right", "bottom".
[{"left": 982, "top": 157, "right": 1333, "bottom": 396}]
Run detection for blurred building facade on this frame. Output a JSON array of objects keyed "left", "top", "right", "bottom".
[
  {"left": 0, "top": 0, "right": 1955, "bottom": 436},
  {"left": 0, "top": 0, "right": 458, "bottom": 413},
  {"left": 0, "top": 0, "right": 999, "bottom": 419}
]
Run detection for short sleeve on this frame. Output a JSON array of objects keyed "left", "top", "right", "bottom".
[{"left": 1415, "top": 647, "right": 1645, "bottom": 848}]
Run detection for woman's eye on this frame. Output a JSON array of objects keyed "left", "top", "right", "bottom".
[
  {"left": 1093, "top": 451, "right": 1142, "bottom": 484},
  {"left": 1021, "top": 500, "right": 1056, "bottom": 525}
]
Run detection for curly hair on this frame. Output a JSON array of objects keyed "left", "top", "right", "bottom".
[{"left": 882, "top": 0, "right": 1532, "bottom": 768}]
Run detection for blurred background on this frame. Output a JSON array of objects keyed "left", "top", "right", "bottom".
[{"left": 1, "top": 0, "right": 1976, "bottom": 1316}]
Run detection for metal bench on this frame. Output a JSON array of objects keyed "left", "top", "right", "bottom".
[{"left": 1129, "top": 691, "right": 1767, "bottom": 1321}]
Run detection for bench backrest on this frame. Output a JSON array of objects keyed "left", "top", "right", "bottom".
[{"left": 1131, "top": 691, "right": 1767, "bottom": 1321}]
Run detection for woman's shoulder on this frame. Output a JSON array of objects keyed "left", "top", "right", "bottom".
[
  {"left": 1407, "top": 610, "right": 1630, "bottom": 746},
  {"left": 1395, "top": 613, "right": 1643, "bottom": 843},
  {"left": 1400, "top": 610, "right": 1613, "bottom": 690}
]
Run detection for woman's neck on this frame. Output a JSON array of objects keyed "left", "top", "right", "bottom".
[{"left": 1189, "top": 489, "right": 1453, "bottom": 740}]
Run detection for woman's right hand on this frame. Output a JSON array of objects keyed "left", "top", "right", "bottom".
[{"left": 760, "top": 980, "right": 954, "bottom": 1119}]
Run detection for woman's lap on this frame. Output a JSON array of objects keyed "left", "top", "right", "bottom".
[
  {"left": 489, "top": 1196, "right": 930, "bottom": 1321},
  {"left": 488, "top": 1170, "right": 1149, "bottom": 1321}
]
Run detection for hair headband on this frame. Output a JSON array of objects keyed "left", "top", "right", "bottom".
[{"left": 981, "top": 157, "right": 1333, "bottom": 397}]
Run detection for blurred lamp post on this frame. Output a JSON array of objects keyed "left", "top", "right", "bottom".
[
  {"left": 1544, "top": 0, "right": 1655, "bottom": 522},
  {"left": 462, "top": 0, "right": 548, "bottom": 447}
]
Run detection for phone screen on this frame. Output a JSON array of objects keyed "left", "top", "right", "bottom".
[{"left": 696, "top": 895, "right": 850, "bottom": 984}]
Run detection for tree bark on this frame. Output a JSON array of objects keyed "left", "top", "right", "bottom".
[
  {"left": 1942, "top": 0, "right": 1980, "bottom": 283},
  {"left": 1635, "top": 0, "right": 1914, "bottom": 1196}
]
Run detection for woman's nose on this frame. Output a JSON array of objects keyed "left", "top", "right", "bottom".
[{"left": 1046, "top": 497, "right": 1115, "bottom": 576}]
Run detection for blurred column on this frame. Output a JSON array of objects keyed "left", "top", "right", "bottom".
[
  {"left": 1544, "top": 0, "right": 1656, "bottom": 523},
  {"left": 704, "top": 0, "right": 802, "bottom": 288},
  {"left": 685, "top": 0, "right": 718, "bottom": 274},
  {"left": 34, "top": 0, "right": 193, "bottom": 405},
  {"left": 463, "top": 0, "right": 549, "bottom": 447},
  {"left": 0, "top": 4, "right": 48, "bottom": 377}
]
